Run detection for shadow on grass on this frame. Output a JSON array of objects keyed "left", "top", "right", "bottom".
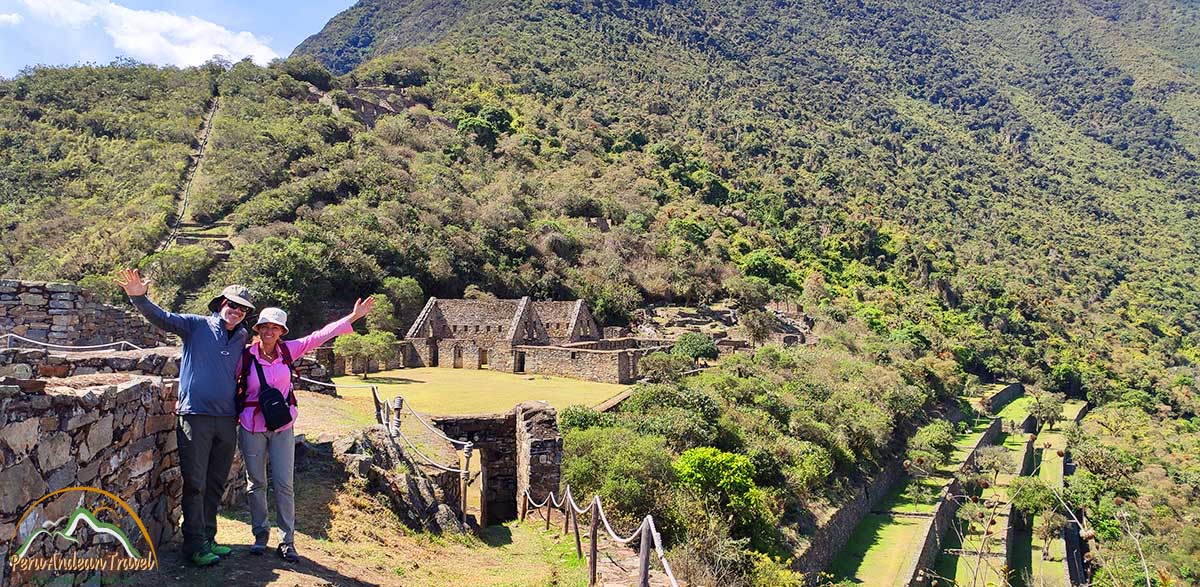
[
  {"left": 826, "top": 513, "right": 892, "bottom": 583},
  {"left": 1010, "top": 528, "right": 1034, "bottom": 587},
  {"left": 361, "top": 376, "right": 425, "bottom": 385},
  {"left": 124, "top": 542, "right": 378, "bottom": 587},
  {"left": 292, "top": 441, "right": 346, "bottom": 541},
  {"left": 479, "top": 525, "right": 514, "bottom": 547}
]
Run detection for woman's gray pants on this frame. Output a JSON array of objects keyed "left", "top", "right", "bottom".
[{"left": 238, "top": 426, "right": 295, "bottom": 546}]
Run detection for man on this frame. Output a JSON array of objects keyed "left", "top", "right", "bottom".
[{"left": 116, "top": 268, "right": 254, "bottom": 567}]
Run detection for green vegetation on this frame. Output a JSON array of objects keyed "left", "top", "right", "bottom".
[{"left": 4, "top": 0, "right": 1200, "bottom": 582}]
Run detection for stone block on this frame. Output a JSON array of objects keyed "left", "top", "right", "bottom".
[
  {"left": 36, "top": 432, "right": 72, "bottom": 471},
  {"left": 145, "top": 414, "right": 175, "bottom": 435},
  {"left": 35, "top": 363, "right": 71, "bottom": 378},
  {"left": 18, "top": 294, "right": 46, "bottom": 306},
  {"left": 44, "top": 283, "right": 78, "bottom": 293},
  {"left": 44, "top": 461, "right": 78, "bottom": 492},
  {"left": 79, "top": 414, "right": 114, "bottom": 463},
  {"left": 0, "top": 458, "right": 48, "bottom": 516},
  {"left": 0, "top": 418, "right": 39, "bottom": 457},
  {"left": 64, "top": 411, "right": 98, "bottom": 431},
  {"left": 0, "top": 363, "right": 33, "bottom": 379},
  {"left": 77, "top": 459, "right": 99, "bottom": 485},
  {"left": 48, "top": 301, "right": 75, "bottom": 310}
]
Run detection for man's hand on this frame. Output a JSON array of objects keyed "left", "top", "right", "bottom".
[
  {"left": 114, "top": 268, "right": 150, "bottom": 297},
  {"left": 350, "top": 296, "right": 376, "bottom": 322}
]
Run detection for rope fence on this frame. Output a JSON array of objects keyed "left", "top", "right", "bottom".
[
  {"left": 520, "top": 486, "right": 681, "bottom": 587},
  {"left": 376, "top": 394, "right": 475, "bottom": 526},
  {"left": 1, "top": 333, "right": 144, "bottom": 352}
]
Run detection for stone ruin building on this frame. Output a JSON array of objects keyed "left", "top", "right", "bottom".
[{"left": 401, "top": 297, "right": 673, "bottom": 384}]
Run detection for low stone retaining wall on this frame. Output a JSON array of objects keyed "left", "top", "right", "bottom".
[
  {"left": 0, "top": 375, "right": 245, "bottom": 586},
  {"left": 0, "top": 347, "right": 334, "bottom": 394},
  {"left": 795, "top": 456, "right": 908, "bottom": 584},
  {"left": 902, "top": 417, "right": 1003, "bottom": 586},
  {"left": 0, "top": 281, "right": 173, "bottom": 348},
  {"left": 982, "top": 383, "right": 1023, "bottom": 414}
]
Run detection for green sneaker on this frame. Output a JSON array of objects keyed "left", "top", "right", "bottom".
[
  {"left": 204, "top": 540, "right": 232, "bottom": 557},
  {"left": 189, "top": 550, "right": 220, "bottom": 567}
]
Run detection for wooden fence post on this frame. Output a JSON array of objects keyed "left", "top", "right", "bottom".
[
  {"left": 519, "top": 491, "right": 528, "bottom": 522},
  {"left": 637, "top": 517, "right": 651, "bottom": 587},
  {"left": 573, "top": 506, "right": 583, "bottom": 559},
  {"left": 544, "top": 497, "right": 551, "bottom": 531},
  {"left": 588, "top": 501, "right": 598, "bottom": 587}
]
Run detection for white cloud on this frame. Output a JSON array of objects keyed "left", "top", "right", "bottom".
[
  {"left": 19, "top": 0, "right": 277, "bottom": 67},
  {"left": 0, "top": 13, "right": 23, "bottom": 26}
]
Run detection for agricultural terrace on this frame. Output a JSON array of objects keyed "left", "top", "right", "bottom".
[
  {"left": 335, "top": 367, "right": 626, "bottom": 415},
  {"left": 1015, "top": 400, "right": 1087, "bottom": 587},
  {"left": 932, "top": 398, "right": 1035, "bottom": 587},
  {"left": 828, "top": 412, "right": 1003, "bottom": 585}
]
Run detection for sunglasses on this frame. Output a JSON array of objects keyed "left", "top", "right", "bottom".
[{"left": 223, "top": 300, "right": 252, "bottom": 313}]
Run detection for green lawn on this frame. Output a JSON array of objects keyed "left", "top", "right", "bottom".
[
  {"left": 827, "top": 513, "right": 928, "bottom": 586},
  {"left": 334, "top": 367, "right": 626, "bottom": 415}
]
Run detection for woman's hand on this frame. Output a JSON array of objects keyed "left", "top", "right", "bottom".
[
  {"left": 114, "top": 268, "right": 150, "bottom": 297},
  {"left": 350, "top": 295, "right": 376, "bottom": 323}
]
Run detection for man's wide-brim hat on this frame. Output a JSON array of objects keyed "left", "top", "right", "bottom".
[
  {"left": 207, "top": 285, "right": 256, "bottom": 313},
  {"left": 253, "top": 307, "right": 289, "bottom": 335}
]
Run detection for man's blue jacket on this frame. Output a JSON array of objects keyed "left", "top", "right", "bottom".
[{"left": 131, "top": 295, "right": 249, "bottom": 417}]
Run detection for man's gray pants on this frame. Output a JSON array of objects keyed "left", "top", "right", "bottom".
[
  {"left": 177, "top": 415, "right": 237, "bottom": 557},
  {"left": 238, "top": 426, "right": 296, "bottom": 546}
]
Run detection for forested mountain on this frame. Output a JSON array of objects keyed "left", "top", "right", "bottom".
[{"left": 3, "top": 0, "right": 1200, "bottom": 583}]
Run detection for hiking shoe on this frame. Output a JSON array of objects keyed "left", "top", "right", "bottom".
[
  {"left": 204, "top": 540, "right": 232, "bottom": 557},
  {"left": 189, "top": 550, "right": 220, "bottom": 567},
  {"left": 277, "top": 543, "right": 299, "bottom": 563},
  {"left": 249, "top": 542, "right": 267, "bottom": 556}
]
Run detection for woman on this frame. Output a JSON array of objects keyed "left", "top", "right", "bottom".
[{"left": 237, "top": 296, "right": 374, "bottom": 562}]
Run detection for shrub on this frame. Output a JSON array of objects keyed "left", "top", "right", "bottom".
[
  {"left": 673, "top": 332, "right": 720, "bottom": 365},
  {"left": 559, "top": 404, "right": 613, "bottom": 432},
  {"left": 640, "top": 352, "right": 693, "bottom": 383},
  {"left": 562, "top": 427, "right": 677, "bottom": 533}
]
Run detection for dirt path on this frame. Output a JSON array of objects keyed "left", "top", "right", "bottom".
[{"left": 152, "top": 96, "right": 221, "bottom": 256}]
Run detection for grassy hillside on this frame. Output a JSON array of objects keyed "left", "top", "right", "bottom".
[{"left": 2, "top": 0, "right": 1199, "bottom": 583}]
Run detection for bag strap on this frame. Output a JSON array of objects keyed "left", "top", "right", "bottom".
[
  {"left": 254, "top": 345, "right": 299, "bottom": 408},
  {"left": 235, "top": 347, "right": 253, "bottom": 409}
]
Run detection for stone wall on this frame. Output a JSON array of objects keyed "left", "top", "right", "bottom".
[
  {"left": 0, "top": 281, "right": 174, "bottom": 349},
  {"left": 0, "top": 347, "right": 334, "bottom": 395},
  {"left": 982, "top": 383, "right": 1024, "bottom": 414},
  {"left": 515, "top": 403, "right": 563, "bottom": 506},
  {"left": 432, "top": 403, "right": 562, "bottom": 527},
  {"left": 795, "top": 456, "right": 908, "bottom": 584},
  {"left": 903, "top": 417, "right": 1004, "bottom": 587},
  {"left": 0, "top": 375, "right": 245, "bottom": 586}
]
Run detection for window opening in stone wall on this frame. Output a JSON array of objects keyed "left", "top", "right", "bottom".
[{"left": 570, "top": 351, "right": 578, "bottom": 360}]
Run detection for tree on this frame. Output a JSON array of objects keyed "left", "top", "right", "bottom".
[
  {"left": 382, "top": 276, "right": 425, "bottom": 321},
  {"left": 1030, "top": 389, "right": 1067, "bottom": 431},
  {"left": 673, "top": 332, "right": 719, "bottom": 366},
  {"left": 740, "top": 310, "right": 777, "bottom": 347},
  {"left": 640, "top": 352, "right": 693, "bottom": 383},
  {"left": 333, "top": 333, "right": 367, "bottom": 378},
  {"left": 723, "top": 275, "right": 770, "bottom": 310},
  {"left": 975, "top": 445, "right": 1016, "bottom": 487},
  {"left": 363, "top": 331, "right": 399, "bottom": 372},
  {"left": 365, "top": 293, "right": 398, "bottom": 332},
  {"left": 1036, "top": 512, "right": 1067, "bottom": 560}
]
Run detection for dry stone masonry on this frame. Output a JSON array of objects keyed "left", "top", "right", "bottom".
[
  {"left": 0, "top": 375, "right": 246, "bottom": 586},
  {"left": 0, "top": 281, "right": 173, "bottom": 349}
]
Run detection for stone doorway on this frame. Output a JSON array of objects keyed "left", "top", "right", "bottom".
[
  {"left": 428, "top": 340, "right": 439, "bottom": 367},
  {"left": 453, "top": 346, "right": 463, "bottom": 368},
  {"left": 478, "top": 349, "right": 489, "bottom": 368},
  {"left": 514, "top": 351, "right": 526, "bottom": 373},
  {"left": 432, "top": 403, "right": 562, "bottom": 526}
]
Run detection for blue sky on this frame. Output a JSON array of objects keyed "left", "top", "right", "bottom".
[{"left": 0, "top": 0, "right": 356, "bottom": 78}]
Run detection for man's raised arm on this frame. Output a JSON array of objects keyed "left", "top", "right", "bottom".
[{"left": 115, "top": 268, "right": 194, "bottom": 336}]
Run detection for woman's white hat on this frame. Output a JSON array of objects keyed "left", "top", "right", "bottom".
[{"left": 253, "top": 307, "right": 289, "bottom": 335}]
